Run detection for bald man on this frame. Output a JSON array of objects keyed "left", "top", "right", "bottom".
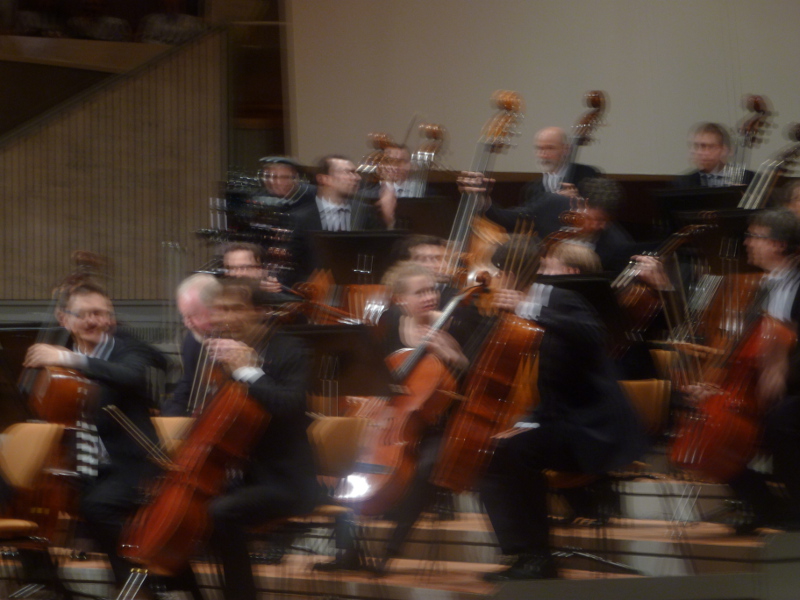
[{"left": 480, "top": 126, "right": 602, "bottom": 237}]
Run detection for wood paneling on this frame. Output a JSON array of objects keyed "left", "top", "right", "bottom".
[{"left": 0, "top": 31, "right": 226, "bottom": 301}]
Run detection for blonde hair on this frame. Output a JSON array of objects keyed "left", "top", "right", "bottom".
[
  {"left": 382, "top": 261, "right": 435, "bottom": 296},
  {"left": 550, "top": 241, "right": 602, "bottom": 274}
]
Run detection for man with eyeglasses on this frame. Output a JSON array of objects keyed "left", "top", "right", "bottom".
[
  {"left": 673, "top": 122, "right": 755, "bottom": 189},
  {"left": 253, "top": 156, "right": 316, "bottom": 208},
  {"left": 707, "top": 209, "right": 800, "bottom": 534},
  {"left": 23, "top": 281, "right": 200, "bottom": 597}
]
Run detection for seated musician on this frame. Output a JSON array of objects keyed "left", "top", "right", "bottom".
[
  {"left": 672, "top": 122, "right": 754, "bottom": 188},
  {"left": 317, "top": 262, "right": 472, "bottom": 574},
  {"left": 21, "top": 280, "right": 191, "bottom": 593},
  {"left": 479, "top": 238, "right": 646, "bottom": 581},
  {"left": 203, "top": 278, "right": 318, "bottom": 600},
  {"left": 161, "top": 273, "right": 220, "bottom": 416},
  {"left": 288, "top": 154, "right": 397, "bottom": 281},
  {"left": 252, "top": 156, "right": 316, "bottom": 208},
  {"left": 717, "top": 209, "right": 800, "bottom": 534}
]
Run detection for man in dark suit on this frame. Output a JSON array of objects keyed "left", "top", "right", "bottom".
[
  {"left": 289, "top": 154, "right": 396, "bottom": 279},
  {"left": 721, "top": 209, "right": 800, "bottom": 534},
  {"left": 204, "top": 278, "right": 319, "bottom": 600},
  {"left": 253, "top": 156, "right": 316, "bottom": 208},
  {"left": 672, "top": 122, "right": 755, "bottom": 188},
  {"left": 23, "top": 281, "right": 173, "bottom": 589},
  {"left": 479, "top": 267, "right": 646, "bottom": 581},
  {"left": 467, "top": 127, "right": 601, "bottom": 238}
]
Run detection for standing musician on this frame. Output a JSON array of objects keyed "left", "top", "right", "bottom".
[
  {"left": 479, "top": 240, "right": 646, "bottom": 581},
  {"left": 203, "top": 277, "right": 318, "bottom": 600},
  {"left": 718, "top": 209, "right": 800, "bottom": 534},
  {"left": 480, "top": 127, "right": 601, "bottom": 238},
  {"left": 22, "top": 281, "right": 177, "bottom": 591},
  {"left": 673, "top": 122, "right": 755, "bottom": 188}
]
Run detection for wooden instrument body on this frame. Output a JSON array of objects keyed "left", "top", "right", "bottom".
[
  {"left": 433, "top": 313, "right": 544, "bottom": 492},
  {"left": 335, "top": 349, "right": 456, "bottom": 516},
  {"left": 30, "top": 366, "right": 97, "bottom": 426},
  {"left": 121, "top": 379, "right": 270, "bottom": 576},
  {"left": 670, "top": 314, "right": 795, "bottom": 482}
]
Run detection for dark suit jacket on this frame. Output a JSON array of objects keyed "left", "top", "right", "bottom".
[
  {"left": 77, "top": 334, "right": 162, "bottom": 466},
  {"left": 161, "top": 332, "right": 203, "bottom": 417},
  {"left": 531, "top": 286, "right": 647, "bottom": 473},
  {"left": 243, "top": 332, "right": 318, "bottom": 502},
  {"left": 288, "top": 198, "right": 386, "bottom": 280},
  {"left": 485, "top": 163, "right": 601, "bottom": 237},
  {"left": 671, "top": 169, "right": 755, "bottom": 189}
]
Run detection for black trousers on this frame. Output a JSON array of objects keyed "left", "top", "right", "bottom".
[
  {"left": 208, "top": 482, "right": 316, "bottom": 600},
  {"left": 479, "top": 426, "right": 583, "bottom": 556},
  {"left": 729, "top": 394, "right": 800, "bottom": 522}
]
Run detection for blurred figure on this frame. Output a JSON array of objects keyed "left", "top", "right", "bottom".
[
  {"left": 253, "top": 156, "right": 315, "bottom": 207},
  {"left": 576, "top": 178, "right": 637, "bottom": 274},
  {"left": 465, "top": 126, "right": 602, "bottom": 238},
  {"left": 222, "top": 242, "right": 281, "bottom": 293},
  {"left": 203, "top": 278, "right": 318, "bottom": 600},
  {"left": 67, "top": 0, "right": 131, "bottom": 41},
  {"left": 779, "top": 179, "right": 800, "bottom": 218},
  {"left": 673, "top": 122, "right": 754, "bottom": 188},
  {"left": 14, "top": 0, "right": 65, "bottom": 37},
  {"left": 138, "top": 0, "right": 206, "bottom": 44},
  {"left": 161, "top": 273, "right": 220, "bottom": 416}
]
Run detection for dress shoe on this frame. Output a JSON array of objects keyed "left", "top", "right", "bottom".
[
  {"left": 482, "top": 553, "right": 558, "bottom": 582},
  {"left": 312, "top": 550, "right": 362, "bottom": 572}
]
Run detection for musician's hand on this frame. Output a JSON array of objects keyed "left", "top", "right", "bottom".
[
  {"left": 680, "top": 383, "right": 716, "bottom": 407},
  {"left": 206, "top": 339, "right": 259, "bottom": 373},
  {"left": 260, "top": 276, "right": 282, "bottom": 294},
  {"left": 425, "top": 329, "right": 468, "bottom": 370},
  {"left": 457, "top": 171, "right": 494, "bottom": 206},
  {"left": 633, "top": 255, "right": 672, "bottom": 291},
  {"left": 23, "top": 344, "right": 72, "bottom": 368},
  {"left": 558, "top": 182, "right": 580, "bottom": 200},
  {"left": 376, "top": 184, "right": 397, "bottom": 229},
  {"left": 492, "top": 289, "right": 525, "bottom": 312}
]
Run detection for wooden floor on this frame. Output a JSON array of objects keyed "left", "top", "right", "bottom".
[{"left": 8, "top": 475, "right": 800, "bottom": 600}]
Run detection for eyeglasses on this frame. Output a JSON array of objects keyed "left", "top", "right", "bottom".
[
  {"left": 744, "top": 232, "right": 772, "bottom": 240},
  {"left": 226, "top": 265, "right": 261, "bottom": 272},
  {"left": 64, "top": 309, "right": 114, "bottom": 320}
]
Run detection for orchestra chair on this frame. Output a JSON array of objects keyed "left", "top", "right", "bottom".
[
  {"left": 649, "top": 348, "right": 678, "bottom": 382},
  {"left": 150, "top": 416, "right": 195, "bottom": 458},
  {"left": 545, "top": 378, "right": 672, "bottom": 575},
  {"left": 248, "top": 415, "right": 369, "bottom": 593},
  {"left": 0, "top": 422, "right": 66, "bottom": 598}
]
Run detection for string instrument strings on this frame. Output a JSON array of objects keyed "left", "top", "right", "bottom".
[
  {"left": 564, "top": 90, "right": 606, "bottom": 185},
  {"left": 443, "top": 91, "right": 524, "bottom": 284},
  {"left": 725, "top": 94, "right": 771, "bottom": 186}
]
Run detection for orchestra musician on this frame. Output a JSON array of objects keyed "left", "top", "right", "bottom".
[
  {"left": 21, "top": 281, "right": 180, "bottom": 591},
  {"left": 252, "top": 156, "right": 316, "bottom": 208},
  {"left": 482, "top": 127, "right": 601, "bottom": 238},
  {"left": 479, "top": 239, "right": 646, "bottom": 581},
  {"left": 717, "top": 209, "right": 800, "bottom": 534},
  {"left": 161, "top": 273, "right": 221, "bottom": 416},
  {"left": 672, "top": 122, "right": 755, "bottom": 188},
  {"left": 203, "top": 277, "right": 319, "bottom": 600}
]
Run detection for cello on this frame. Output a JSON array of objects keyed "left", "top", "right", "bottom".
[{"left": 334, "top": 277, "right": 487, "bottom": 516}]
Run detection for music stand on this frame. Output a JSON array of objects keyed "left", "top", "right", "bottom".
[
  {"left": 285, "top": 324, "right": 397, "bottom": 400},
  {"left": 672, "top": 208, "right": 761, "bottom": 275},
  {"left": 393, "top": 196, "right": 459, "bottom": 239},
  {"left": 309, "top": 231, "right": 407, "bottom": 284},
  {"left": 652, "top": 185, "right": 744, "bottom": 234}
]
